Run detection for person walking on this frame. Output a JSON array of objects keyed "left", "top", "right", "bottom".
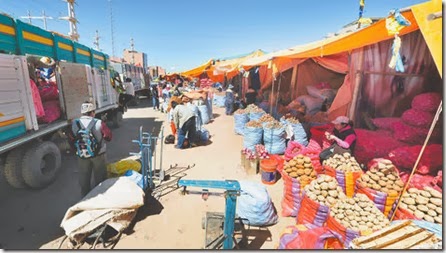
[
  {"left": 319, "top": 116, "right": 357, "bottom": 162},
  {"left": 71, "top": 102, "right": 112, "bottom": 197},
  {"left": 151, "top": 84, "right": 160, "bottom": 110},
  {"left": 172, "top": 101, "right": 197, "bottom": 149}
]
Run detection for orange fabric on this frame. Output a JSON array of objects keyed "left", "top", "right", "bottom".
[
  {"left": 313, "top": 53, "right": 349, "bottom": 74},
  {"left": 181, "top": 59, "right": 213, "bottom": 78}
]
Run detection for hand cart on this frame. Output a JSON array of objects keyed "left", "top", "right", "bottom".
[{"left": 178, "top": 179, "right": 247, "bottom": 249}]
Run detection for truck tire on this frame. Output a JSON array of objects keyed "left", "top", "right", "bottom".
[
  {"left": 112, "top": 110, "right": 123, "bottom": 128},
  {"left": 22, "top": 141, "right": 62, "bottom": 189},
  {"left": 4, "top": 148, "right": 27, "bottom": 189}
]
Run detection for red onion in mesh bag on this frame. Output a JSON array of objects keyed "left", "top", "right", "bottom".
[
  {"left": 372, "top": 117, "right": 401, "bottom": 131},
  {"left": 387, "top": 144, "right": 443, "bottom": 175},
  {"left": 354, "top": 129, "right": 403, "bottom": 165},
  {"left": 401, "top": 109, "right": 435, "bottom": 128},
  {"left": 411, "top": 92, "right": 442, "bottom": 112},
  {"left": 392, "top": 121, "right": 441, "bottom": 145}
]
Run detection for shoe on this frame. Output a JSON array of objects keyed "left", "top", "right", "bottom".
[{"left": 191, "top": 143, "right": 198, "bottom": 148}]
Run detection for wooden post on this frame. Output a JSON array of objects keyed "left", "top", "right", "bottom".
[
  {"left": 348, "top": 49, "right": 364, "bottom": 121},
  {"left": 290, "top": 64, "right": 298, "bottom": 100}
]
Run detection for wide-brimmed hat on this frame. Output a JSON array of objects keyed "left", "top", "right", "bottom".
[
  {"left": 332, "top": 116, "right": 350, "bottom": 125},
  {"left": 40, "top": 57, "right": 56, "bottom": 66}
]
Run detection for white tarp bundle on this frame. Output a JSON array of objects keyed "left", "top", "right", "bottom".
[{"left": 60, "top": 177, "right": 145, "bottom": 244}]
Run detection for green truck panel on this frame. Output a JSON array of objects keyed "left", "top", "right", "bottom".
[{"left": 0, "top": 14, "right": 17, "bottom": 54}]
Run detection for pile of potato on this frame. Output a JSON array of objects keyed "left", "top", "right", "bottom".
[
  {"left": 330, "top": 193, "right": 390, "bottom": 231},
  {"left": 245, "top": 120, "right": 262, "bottom": 128},
  {"left": 357, "top": 159, "right": 404, "bottom": 195},
  {"left": 283, "top": 154, "right": 317, "bottom": 182},
  {"left": 246, "top": 104, "right": 263, "bottom": 113},
  {"left": 281, "top": 116, "right": 300, "bottom": 124},
  {"left": 323, "top": 153, "right": 362, "bottom": 172},
  {"left": 258, "top": 114, "right": 276, "bottom": 124},
  {"left": 304, "top": 175, "right": 346, "bottom": 207},
  {"left": 399, "top": 187, "right": 442, "bottom": 224},
  {"left": 265, "top": 121, "right": 284, "bottom": 129}
]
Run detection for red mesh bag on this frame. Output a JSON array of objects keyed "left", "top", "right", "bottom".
[
  {"left": 401, "top": 109, "right": 435, "bottom": 128},
  {"left": 310, "top": 124, "right": 333, "bottom": 147},
  {"left": 38, "top": 83, "right": 60, "bottom": 102},
  {"left": 277, "top": 224, "right": 343, "bottom": 249},
  {"left": 411, "top": 92, "right": 442, "bottom": 112},
  {"left": 392, "top": 121, "right": 441, "bottom": 145},
  {"left": 399, "top": 172, "right": 442, "bottom": 192},
  {"left": 284, "top": 141, "right": 305, "bottom": 161},
  {"left": 296, "top": 193, "right": 330, "bottom": 227},
  {"left": 38, "top": 100, "right": 61, "bottom": 124},
  {"left": 388, "top": 144, "right": 443, "bottom": 174},
  {"left": 372, "top": 117, "right": 401, "bottom": 131},
  {"left": 354, "top": 129, "right": 404, "bottom": 165}
]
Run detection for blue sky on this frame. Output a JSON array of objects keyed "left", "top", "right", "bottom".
[{"left": 1, "top": 0, "right": 425, "bottom": 72}]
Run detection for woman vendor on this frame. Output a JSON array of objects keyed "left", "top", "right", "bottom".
[{"left": 319, "top": 116, "right": 357, "bottom": 162}]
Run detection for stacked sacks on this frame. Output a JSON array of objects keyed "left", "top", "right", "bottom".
[
  {"left": 235, "top": 180, "right": 278, "bottom": 226},
  {"left": 322, "top": 153, "right": 363, "bottom": 198},
  {"left": 234, "top": 109, "right": 249, "bottom": 135},
  {"left": 286, "top": 117, "right": 308, "bottom": 146},
  {"left": 297, "top": 175, "right": 346, "bottom": 227},
  {"left": 355, "top": 159, "right": 404, "bottom": 216},
  {"left": 246, "top": 104, "right": 266, "bottom": 121},
  {"left": 354, "top": 129, "right": 404, "bottom": 165},
  {"left": 213, "top": 93, "right": 226, "bottom": 107},
  {"left": 258, "top": 113, "right": 276, "bottom": 128},
  {"left": 280, "top": 154, "right": 318, "bottom": 217},
  {"left": 388, "top": 144, "right": 443, "bottom": 176},
  {"left": 327, "top": 193, "right": 390, "bottom": 248},
  {"left": 243, "top": 120, "right": 263, "bottom": 152},
  {"left": 391, "top": 92, "right": 442, "bottom": 145},
  {"left": 263, "top": 121, "right": 286, "bottom": 155}
]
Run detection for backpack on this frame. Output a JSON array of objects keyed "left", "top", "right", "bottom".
[{"left": 74, "top": 119, "right": 100, "bottom": 159}]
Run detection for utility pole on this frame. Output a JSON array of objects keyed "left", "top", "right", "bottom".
[
  {"left": 93, "top": 30, "right": 100, "bottom": 50},
  {"left": 59, "top": 0, "right": 79, "bottom": 41},
  {"left": 130, "top": 37, "right": 135, "bottom": 64},
  {"left": 109, "top": 0, "right": 116, "bottom": 57},
  {"left": 20, "top": 10, "right": 54, "bottom": 30}
]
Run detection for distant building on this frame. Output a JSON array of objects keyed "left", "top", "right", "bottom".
[
  {"left": 148, "top": 66, "right": 166, "bottom": 78},
  {"left": 123, "top": 49, "right": 147, "bottom": 70}
]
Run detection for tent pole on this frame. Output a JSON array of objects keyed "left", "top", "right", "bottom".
[
  {"left": 348, "top": 49, "right": 364, "bottom": 121},
  {"left": 290, "top": 64, "right": 298, "bottom": 100},
  {"left": 270, "top": 61, "right": 275, "bottom": 114},
  {"left": 390, "top": 101, "right": 443, "bottom": 221}
]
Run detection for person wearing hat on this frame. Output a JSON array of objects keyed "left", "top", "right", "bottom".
[
  {"left": 70, "top": 102, "right": 112, "bottom": 196},
  {"left": 224, "top": 84, "right": 235, "bottom": 115},
  {"left": 319, "top": 116, "right": 357, "bottom": 162}
]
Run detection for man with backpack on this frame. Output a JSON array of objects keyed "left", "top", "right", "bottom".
[{"left": 71, "top": 102, "right": 112, "bottom": 197}]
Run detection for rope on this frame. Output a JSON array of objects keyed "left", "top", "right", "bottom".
[{"left": 390, "top": 101, "right": 443, "bottom": 221}]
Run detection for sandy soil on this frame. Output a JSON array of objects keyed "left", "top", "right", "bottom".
[{"left": 0, "top": 99, "right": 294, "bottom": 249}]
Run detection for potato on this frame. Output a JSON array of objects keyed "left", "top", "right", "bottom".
[
  {"left": 427, "top": 209, "right": 437, "bottom": 217},
  {"left": 372, "top": 184, "right": 381, "bottom": 191},
  {"left": 296, "top": 169, "right": 305, "bottom": 176},
  {"left": 370, "top": 175, "right": 380, "bottom": 182},
  {"left": 320, "top": 182, "right": 329, "bottom": 190},
  {"left": 414, "top": 210, "right": 425, "bottom": 219},
  {"left": 419, "top": 190, "right": 431, "bottom": 198},
  {"left": 304, "top": 163, "right": 312, "bottom": 168},
  {"left": 430, "top": 198, "right": 442, "bottom": 207},
  {"left": 362, "top": 174, "right": 370, "bottom": 182},
  {"left": 317, "top": 195, "right": 325, "bottom": 202},
  {"left": 408, "top": 205, "right": 417, "bottom": 211},
  {"left": 417, "top": 205, "right": 428, "bottom": 213},
  {"left": 424, "top": 216, "right": 435, "bottom": 223},
  {"left": 296, "top": 159, "right": 304, "bottom": 165},
  {"left": 289, "top": 172, "right": 298, "bottom": 178},
  {"left": 321, "top": 190, "right": 328, "bottom": 197},
  {"left": 434, "top": 216, "right": 442, "bottom": 224},
  {"left": 303, "top": 157, "right": 312, "bottom": 163},
  {"left": 304, "top": 168, "right": 312, "bottom": 176},
  {"left": 378, "top": 180, "right": 387, "bottom": 187},
  {"left": 387, "top": 174, "right": 396, "bottom": 181},
  {"left": 310, "top": 171, "right": 317, "bottom": 178},
  {"left": 436, "top": 207, "right": 442, "bottom": 215},
  {"left": 408, "top": 188, "right": 419, "bottom": 194},
  {"left": 403, "top": 197, "right": 416, "bottom": 205},
  {"left": 399, "top": 202, "right": 408, "bottom": 210},
  {"left": 426, "top": 187, "right": 442, "bottom": 198}
]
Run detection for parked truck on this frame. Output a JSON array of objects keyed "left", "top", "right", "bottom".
[
  {"left": 0, "top": 14, "right": 124, "bottom": 189},
  {"left": 109, "top": 61, "right": 151, "bottom": 99}
]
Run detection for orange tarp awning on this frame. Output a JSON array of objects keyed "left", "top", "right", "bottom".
[{"left": 181, "top": 59, "right": 213, "bottom": 78}]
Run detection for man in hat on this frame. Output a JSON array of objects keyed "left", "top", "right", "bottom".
[
  {"left": 71, "top": 102, "right": 112, "bottom": 196},
  {"left": 319, "top": 116, "right": 357, "bottom": 162}
]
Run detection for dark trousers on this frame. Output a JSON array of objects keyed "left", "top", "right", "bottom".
[
  {"left": 77, "top": 153, "right": 107, "bottom": 197},
  {"left": 225, "top": 100, "right": 234, "bottom": 115},
  {"left": 177, "top": 116, "right": 196, "bottom": 149},
  {"left": 319, "top": 143, "right": 352, "bottom": 162}
]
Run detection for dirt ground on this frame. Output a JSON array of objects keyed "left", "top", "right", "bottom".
[{"left": 0, "top": 99, "right": 295, "bottom": 250}]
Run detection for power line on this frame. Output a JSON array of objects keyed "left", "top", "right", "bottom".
[
  {"left": 20, "top": 10, "right": 54, "bottom": 30},
  {"left": 59, "top": 0, "right": 79, "bottom": 41},
  {"left": 109, "top": 0, "right": 116, "bottom": 57}
]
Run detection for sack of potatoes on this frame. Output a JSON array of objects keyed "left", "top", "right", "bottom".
[
  {"left": 330, "top": 193, "right": 390, "bottom": 233},
  {"left": 283, "top": 154, "right": 317, "bottom": 186},
  {"left": 323, "top": 153, "right": 362, "bottom": 172},
  {"left": 357, "top": 159, "right": 404, "bottom": 195},
  {"left": 304, "top": 175, "right": 347, "bottom": 207},
  {"left": 398, "top": 186, "right": 442, "bottom": 224}
]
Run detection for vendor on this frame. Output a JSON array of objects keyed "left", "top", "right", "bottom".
[
  {"left": 319, "top": 116, "right": 357, "bottom": 162},
  {"left": 245, "top": 88, "right": 257, "bottom": 105}
]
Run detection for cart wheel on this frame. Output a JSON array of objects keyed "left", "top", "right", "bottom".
[{"left": 202, "top": 216, "right": 206, "bottom": 230}]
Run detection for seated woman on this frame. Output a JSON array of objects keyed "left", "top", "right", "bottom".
[{"left": 319, "top": 116, "right": 357, "bottom": 162}]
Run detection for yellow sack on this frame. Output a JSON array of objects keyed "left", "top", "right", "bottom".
[{"left": 107, "top": 158, "right": 141, "bottom": 178}]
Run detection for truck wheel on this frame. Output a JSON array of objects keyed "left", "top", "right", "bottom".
[
  {"left": 4, "top": 148, "right": 27, "bottom": 189},
  {"left": 22, "top": 141, "right": 62, "bottom": 189},
  {"left": 112, "top": 111, "right": 123, "bottom": 128}
]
